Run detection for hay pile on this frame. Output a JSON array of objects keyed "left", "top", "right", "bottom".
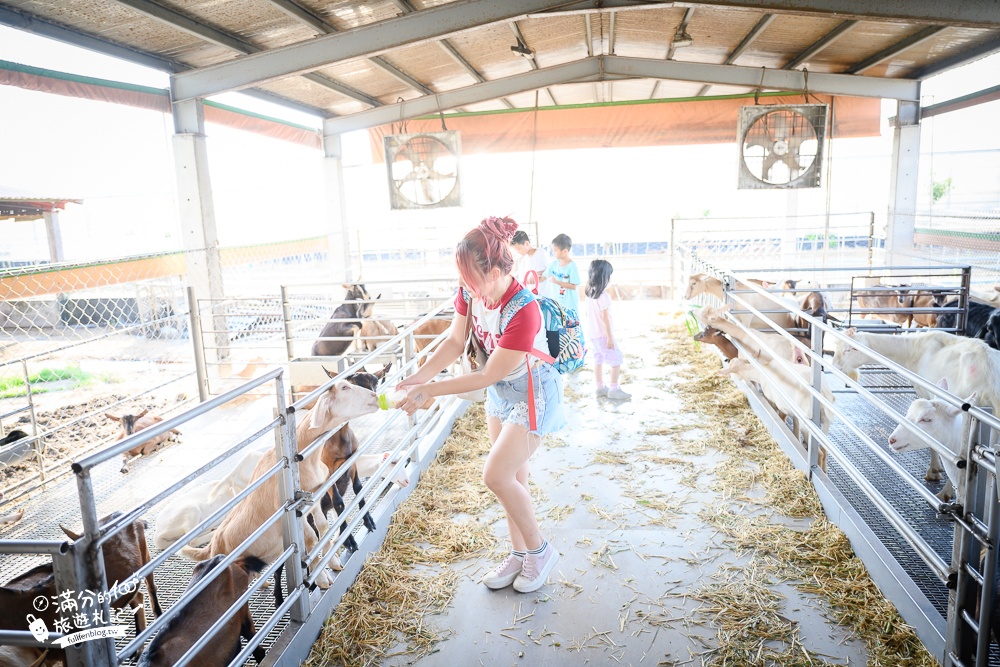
[
  {"left": 660, "top": 321, "right": 935, "bottom": 667},
  {"left": 305, "top": 403, "right": 500, "bottom": 667}
]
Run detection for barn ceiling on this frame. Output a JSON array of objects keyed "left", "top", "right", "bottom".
[{"left": 2, "top": 0, "right": 999, "bottom": 130}]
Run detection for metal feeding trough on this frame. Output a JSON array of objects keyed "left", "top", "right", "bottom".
[{"left": 0, "top": 433, "right": 34, "bottom": 466}]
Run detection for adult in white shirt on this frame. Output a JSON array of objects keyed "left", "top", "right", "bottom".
[{"left": 510, "top": 230, "right": 552, "bottom": 294}]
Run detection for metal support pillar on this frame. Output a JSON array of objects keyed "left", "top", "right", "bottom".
[
  {"left": 321, "top": 132, "right": 352, "bottom": 283},
  {"left": 171, "top": 97, "right": 229, "bottom": 390},
  {"left": 885, "top": 99, "right": 921, "bottom": 265},
  {"left": 43, "top": 209, "right": 64, "bottom": 263}
]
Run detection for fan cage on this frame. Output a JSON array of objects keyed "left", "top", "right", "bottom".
[
  {"left": 384, "top": 131, "right": 462, "bottom": 210},
  {"left": 737, "top": 104, "right": 828, "bottom": 190}
]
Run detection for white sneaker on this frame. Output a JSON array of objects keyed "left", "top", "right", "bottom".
[
  {"left": 513, "top": 544, "right": 560, "bottom": 593},
  {"left": 482, "top": 553, "right": 523, "bottom": 589},
  {"left": 595, "top": 386, "right": 608, "bottom": 398},
  {"left": 606, "top": 387, "right": 632, "bottom": 400}
]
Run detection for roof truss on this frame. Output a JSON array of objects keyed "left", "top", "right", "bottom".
[{"left": 324, "top": 55, "right": 919, "bottom": 135}]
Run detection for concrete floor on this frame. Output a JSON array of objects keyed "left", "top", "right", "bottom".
[{"left": 383, "top": 299, "right": 869, "bottom": 667}]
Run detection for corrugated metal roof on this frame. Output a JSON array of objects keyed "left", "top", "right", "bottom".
[{"left": 0, "top": 0, "right": 998, "bottom": 123}]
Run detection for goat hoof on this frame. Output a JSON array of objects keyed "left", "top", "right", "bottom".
[
  {"left": 346, "top": 535, "right": 359, "bottom": 552},
  {"left": 120, "top": 466, "right": 129, "bottom": 474},
  {"left": 363, "top": 514, "right": 376, "bottom": 533},
  {"left": 314, "top": 569, "right": 334, "bottom": 589},
  {"left": 329, "top": 554, "right": 344, "bottom": 571},
  {"left": 925, "top": 471, "right": 942, "bottom": 482}
]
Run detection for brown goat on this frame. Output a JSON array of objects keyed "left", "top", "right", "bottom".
[
  {"left": 693, "top": 326, "right": 739, "bottom": 360},
  {"left": 136, "top": 554, "right": 266, "bottom": 667},
  {"left": 0, "top": 513, "right": 162, "bottom": 641},
  {"left": 312, "top": 284, "right": 374, "bottom": 357},
  {"left": 106, "top": 410, "right": 180, "bottom": 474},
  {"left": 411, "top": 318, "right": 451, "bottom": 367},
  {"left": 0, "top": 646, "right": 60, "bottom": 667}
]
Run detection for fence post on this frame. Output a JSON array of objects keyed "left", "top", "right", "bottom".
[
  {"left": 21, "top": 359, "right": 45, "bottom": 484},
  {"left": 974, "top": 419, "right": 999, "bottom": 667},
  {"left": 669, "top": 218, "right": 677, "bottom": 300},
  {"left": 274, "top": 372, "right": 310, "bottom": 623},
  {"left": 807, "top": 322, "right": 823, "bottom": 478},
  {"left": 959, "top": 266, "right": 972, "bottom": 336},
  {"left": 186, "top": 286, "right": 209, "bottom": 402},
  {"left": 867, "top": 212, "right": 875, "bottom": 271},
  {"left": 281, "top": 285, "right": 295, "bottom": 363},
  {"left": 69, "top": 467, "right": 116, "bottom": 666}
]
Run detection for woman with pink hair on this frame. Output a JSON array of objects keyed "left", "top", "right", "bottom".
[{"left": 396, "top": 216, "right": 565, "bottom": 593}]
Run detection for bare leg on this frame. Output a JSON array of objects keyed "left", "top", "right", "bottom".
[
  {"left": 610, "top": 365, "right": 620, "bottom": 385},
  {"left": 483, "top": 420, "right": 542, "bottom": 551},
  {"left": 594, "top": 363, "right": 604, "bottom": 386},
  {"left": 488, "top": 417, "right": 531, "bottom": 552}
]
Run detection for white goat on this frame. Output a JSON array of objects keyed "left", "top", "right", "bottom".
[
  {"left": 153, "top": 445, "right": 269, "bottom": 550},
  {"left": 887, "top": 378, "right": 977, "bottom": 502},
  {"left": 685, "top": 273, "right": 801, "bottom": 332},
  {"left": 718, "top": 346, "right": 835, "bottom": 469},
  {"left": 832, "top": 328, "right": 1000, "bottom": 482},
  {"left": 182, "top": 380, "right": 380, "bottom": 603}
]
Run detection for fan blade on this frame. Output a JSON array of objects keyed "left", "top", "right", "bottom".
[{"left": 761, "top": 151, "right": 781, "bottom": 179}]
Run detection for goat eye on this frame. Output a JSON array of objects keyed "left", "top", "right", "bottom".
[{"left": 919, "top": 418, "right": 931, "bottom": 423}]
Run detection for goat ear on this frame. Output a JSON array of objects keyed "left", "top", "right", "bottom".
[
  {"left": 60, "top": 524, "right": 81, "bottom": 541},
  {"left": 719, "top": 304, "right": 732, "bottom": 314},
  {"left": 376, "top": 362, "right": 392, "bottom": 379},
  {"left": 845, "top": 327, "right": 857, "bottom": 337},
  {"left": 322, "top": 366, "right": 336, "bottom": 379},
  {"left": 105, "top": 413, "right": 121, "bottom": 422},
  {"left": 792, "top": 346, "right": 807, "bottom": 366},
  {"left": 965, "top": 392, "right": 978, "bottom": 406},
  {"left": 936, "top": 377, "right": 949, "bottom": 391}
]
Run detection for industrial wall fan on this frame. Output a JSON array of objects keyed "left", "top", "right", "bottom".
[
  {"left": 737, "top": 104, "right": 827, "bottom": 189},
  {"left": 384, "top": 131, "right": 462, "bottom": 209}
]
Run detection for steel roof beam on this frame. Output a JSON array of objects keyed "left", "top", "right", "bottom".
[
  {"left": 0, "top": 5, "right": 183, "bottom": 72},
  {"left": 111, "top": 0, "right": 258, "bottom": 54},
  {"left": 908, "top": 36, "right": 1000, "bottom": 80},
  {"left": 847, "top": 26, "right": 946, "bottom": 74},
  {"left": 671, "top": 1, "right": 1000, "bottom": 29},
  {"left": 323, "top": 54, "right": 919, "bottom": 135},
  {"left": 508, "top": 21, "right": 558, "bottom": 107},
  {"left": 323, "top": 58, "right": 601, "bottom": 136},
  {"left": 604, "top": 55, "right": 920, "bottom": 100},
  {"left": 665, "top": 7, "right": 695, "bottom": 62},
  {"left": 920, "top": 84, "right": 1000, "bottom": 119},
  {"left": 109, "top": 0, "right": 382, "bottom": 107},
  {"left": 783, "top": 19, "right": 857, "bottom": 70},
  {"left": 698, "top": 13, "right": 775, "bottom": 96},
  {"left": 171, "top": 0, "right": 580, "bottom": 102}
]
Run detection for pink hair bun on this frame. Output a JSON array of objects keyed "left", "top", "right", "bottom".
[{"left": 480, "top": 216, "right": 518, "bottom": 243}]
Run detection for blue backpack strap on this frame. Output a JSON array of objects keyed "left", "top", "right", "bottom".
[{"left": 498, "top": 288, "right": 535, "bottom": 333}]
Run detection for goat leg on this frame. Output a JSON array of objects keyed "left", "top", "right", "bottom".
[
  {"left": 128, "top": 591, "right": 146, "bottom": 632},
  {"left": 273, "top": 564, "right": 285, "bottom": 607},
  {"left": 241, "top": 614, "right": 266, "bottom": 664},
  {"left": 352, "top": 470, "right": 377, "bottom": 534},
  {"left": 331, "top": 485, "right": 359, "bottom": 552},
  {"left": 926, "top": 449, "right": 944, "bottom": 482}
]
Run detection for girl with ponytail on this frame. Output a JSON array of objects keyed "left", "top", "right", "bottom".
[{"left": 396, "top": 216, "right": 565, "bottom": 593}]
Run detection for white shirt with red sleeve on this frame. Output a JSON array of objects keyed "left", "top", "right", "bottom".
[{"left": 454, "top": 280, "right": 548, "bottom": 382}]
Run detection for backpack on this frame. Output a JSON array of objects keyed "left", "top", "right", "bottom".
[
  {"left": 459, "top": 286, "right": 586, "bottom": 374},
  {"left": 499, "top": 289, "right": 586, "bottom": 374}
]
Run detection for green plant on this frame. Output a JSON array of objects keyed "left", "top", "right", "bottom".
[{"left": 932, "top": 177, "right": 953, "bottom": 203}]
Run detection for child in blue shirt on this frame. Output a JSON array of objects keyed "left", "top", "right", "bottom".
[{"left": 543, "top": 233, "right": 580, "bottom": 314}]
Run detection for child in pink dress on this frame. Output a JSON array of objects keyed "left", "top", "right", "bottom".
[{"left": 585, "top": 259, "right": 631, "bottom": 400}]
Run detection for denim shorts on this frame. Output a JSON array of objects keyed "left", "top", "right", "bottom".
[
  {"left": 589, "top": 337, "right": 624, "bottom": 366},
  {"left": 485, "top": 363, "right": 566, "bottom": 436}
]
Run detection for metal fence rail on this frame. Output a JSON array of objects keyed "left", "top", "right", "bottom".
[
  {"left": 0, "top": 308, "right": 468, "bottom": 667},
  {"left": 680, "top": 245, "right": 1000, "bottom": 667}
]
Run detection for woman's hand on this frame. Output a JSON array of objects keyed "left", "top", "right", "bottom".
[{"left": 395, "top": 383, "right": 431, "bottom": 416}]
